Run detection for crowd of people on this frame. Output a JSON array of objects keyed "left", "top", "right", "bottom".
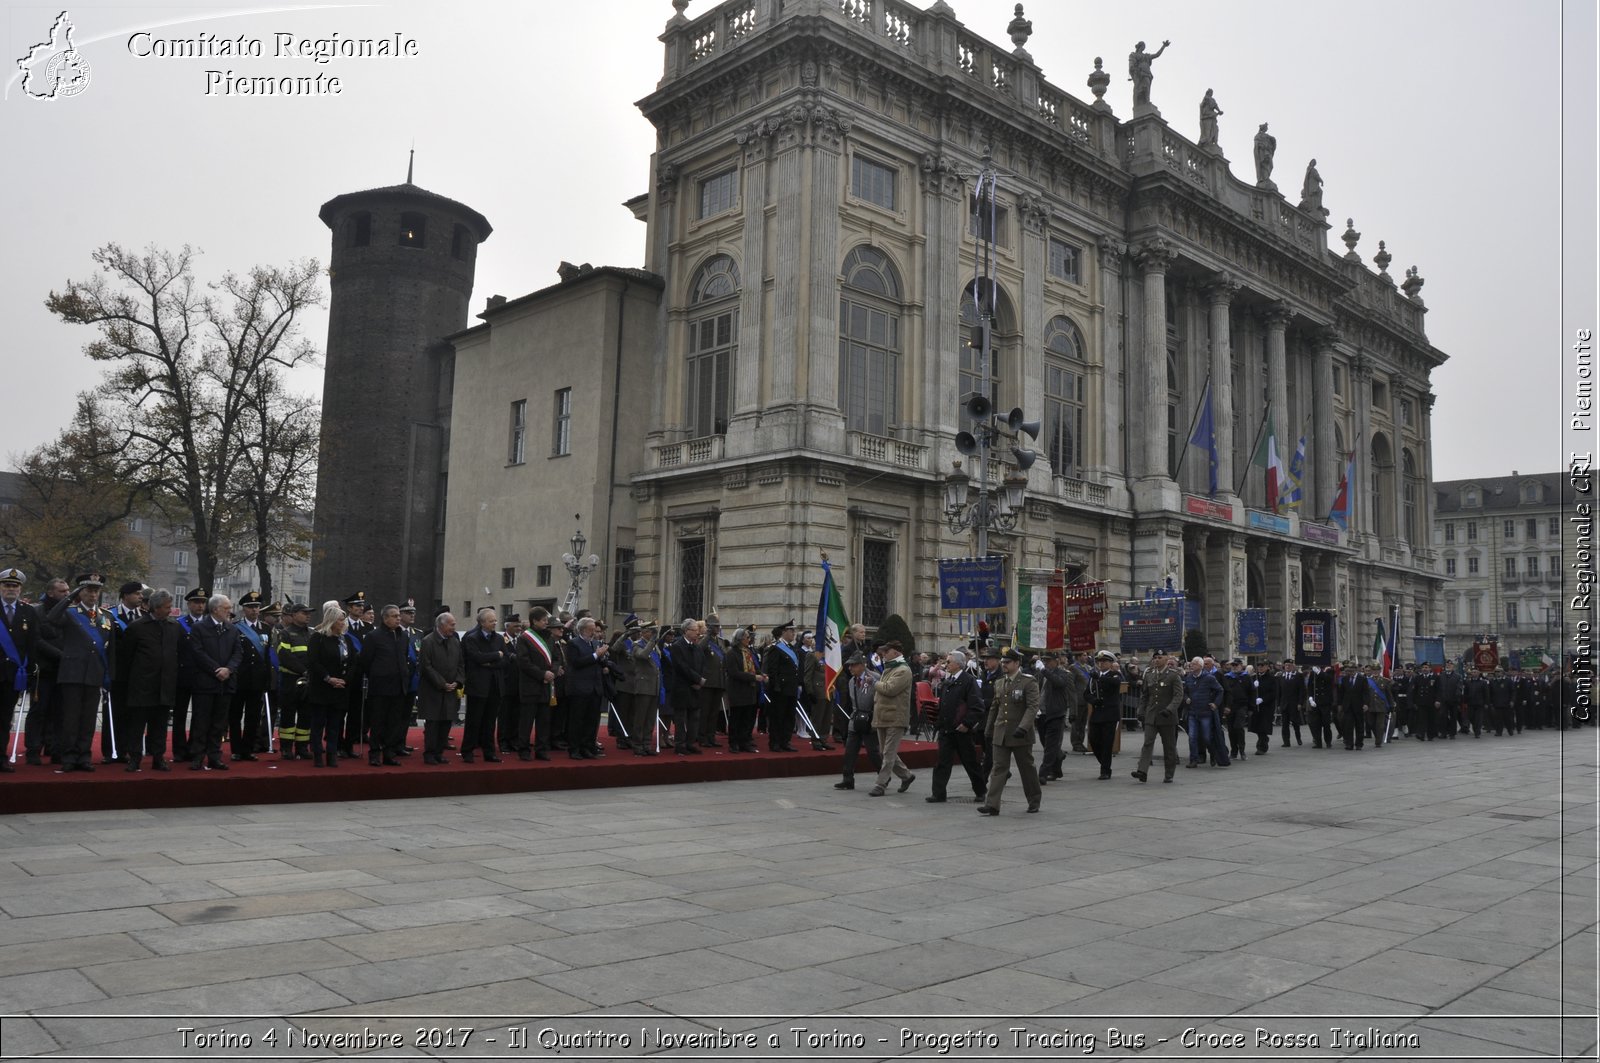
[{"left": 0, "top": 570, "right": 1587, "bottom": 810}]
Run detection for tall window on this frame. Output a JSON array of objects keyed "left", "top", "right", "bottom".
[
  {"left": 552, "top": 388, "right": 572, "bottom": 456},
  {"left": 861, "top": 539, "right": 892, "bottom": 626},
  {"left": 174, "top": 550, "right": 188, "bottom": 568},
  {"left": 613, "top": 548, "right": 636, "bottom": 614},
  {"left": 679, "top": 538, "right": 706, "bottom": 619},
  {"left": 1504, "top": 519, "right": 1516, "bottom": 539},
  {"left": 698, "top": 169, "right": 736, "bottom": 218},
  {"left": 1043, "top": 315, "right": 1087, "bottom": 477},
  {"left": 508, "top": 399, "right": 527, "bottom": 464},
  {"left": 501, "top": 567, "right": 516, "bottom": 589},
  {"left": 348, "top": 211, "right": 371, "bottom": 248},
  {"left": 1526, "top": 518, "right": 1539, "bottom": 540},
  {"left": 399, "top": 211, "right": 425, "bottom": 248},
  {"left": 1444, "top": 523, "right": 1455, "bottom": 542},
  {"left": 1446, "top": 598, "right": 1458, "bottom": 625},
  {"left": 1468, "top": 598, "right": 1481, "bottom": 624},
  {"left": 850, "top": 155, "right": 897, "bottom": 211},
  {"left": 969, "top": 193, "right": 1009, "bottom": 246},
  {"left": 1527, "top": 555, "right": 1540, "bottom": 576},
  {"left": 687, "top": 255, "right": 738, "bottom": 437},
  {"left": 1506, "top": 602, "right": 1519, "bottom": 628},
  {"left": 838, "top": 246, "right": 902, "bottom": 436},
  {"left": 1467, "top": 521, "right": 1478, "bottom": 541},
  {"left": 1467, "top": 556, "right": 1479, "bottom": 574},
  {"left": 1504, "top": 557, "right": 1517, "bottom": 578},
  {"left": 1048, "top": 238, "right": 1082, "bottom": 283},
  {"left": 1550, "top": 516, "right": 1560, "bottom": 537},
  {"left": 1400, "top": 397, "right": 1413, "bottom": 426},
  {"left": 536, "top": 565, "right": 552, "bottom": 586},
  {"left": 1445, "top": 558, "right": 1456, "bottom": 576},
  {"left": 1402, "top": 450, "right": 1418, "bottom": 543}
]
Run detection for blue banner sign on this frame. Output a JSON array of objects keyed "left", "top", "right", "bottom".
[
  {"left": 1118, "top": 597, "right": 1188, "bottom": 654},
  {"left": 1247, "top": 509, "right": 1291, "bottom": 534},
  {"left": 938, "top": 556, "right": 1007, "bottom": 613},
  {"left": 1236, "top": 608, "right": 1268, "bottom": 656},
  {"left": 1294, "top": 609, "right": 1338, "bottom": 667},
  {"left": 1412, "top": 636, "right": 1445, "bottom": 667}
]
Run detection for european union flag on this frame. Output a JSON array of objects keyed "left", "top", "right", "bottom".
[{"left": 1188, "top": 379, "right": 1219, "bottom": 497}]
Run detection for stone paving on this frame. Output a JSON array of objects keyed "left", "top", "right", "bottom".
[{"left": 0, "top": 727, "right": 1594, "bottom": 1062}]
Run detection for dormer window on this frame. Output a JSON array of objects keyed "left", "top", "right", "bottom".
[{"left": 1464, "top": 489, "right": 1478, "bottom": 506}]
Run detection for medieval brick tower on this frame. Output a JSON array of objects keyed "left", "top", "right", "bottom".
[{"left": 311, "top": 164, "right": 492, "bottom": 609}]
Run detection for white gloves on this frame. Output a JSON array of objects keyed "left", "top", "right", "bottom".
[
  {"left": 1255, "top": 697, "right": 1263, "bottom": 706},
  {"left": 1308, "top": 696, "right": 1317, "bottom": 708}
]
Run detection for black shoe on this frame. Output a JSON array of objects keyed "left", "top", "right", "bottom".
[
  {"left": 1098, "top": 771, "right": 1111, "bottom": 780},
  {"left": 124, "top": 762, "right": 141, "bottom": 773},
  {"left": 637, "top": 748, "right": 657, "bottom": 756},
  {"left": 312, "top": 753, "right": 325, "bottom": 767},
  {"left": 381, "top": 757, "right": 401, "bottom": 766},
  {"left": 898, "top": 773, "right": 916, "bottom": 793},
  {"left": 835, "top": 780, "right": 855, "bottom": 790},
  {"left": 925, "top": 795, "right": 946, "bottom": 802},
  {"left": 327, "top": 755, "right": 338, "bottom": 767},
  {"left": 460, "top": 751, "right": 476, "bottom": 762},
  {"left": 369, "top": 756, "right": 382, "bottom": 767},
  {"left": 483, "top": 754, "right": 502, "bottom": 763},
  {"left": 1163, "top": 776, "right": 1173, "bottom": 783},
  {"left": 976, "top": 806, "right": 999, "bottom": 816},
  {"left": 190, "top": 759, "right": 205, "bottom": 771},
  {"left": 1026, "top": 803, "right": 1040, "bottom": 813},
  {"left": 209, "top": 760, "right": 229, "bottom": 771},
  {"left": 703, "top": 739, "right": 723, "bottom": 748},
  {"left": 152, "top": 758, "right": 171, "bottom": 772},
  {"left": 25, "top": 753, "right": 41, "bottom": 766},
  {"left": 1131, "top": 770, "right": 1147, "bottom": 782},
  {"left": 534, "top": 751, "right": 551, "bottom": 761}
]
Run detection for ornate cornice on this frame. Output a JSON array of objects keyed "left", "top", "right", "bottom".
[{"left": 1133, "top": 237, "right": 1173, "bottom": 273}]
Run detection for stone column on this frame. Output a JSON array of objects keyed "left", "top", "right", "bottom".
[
  {"left": 1263, "top": 303, "right": 1291, "bottom": 509},
  {"left": 647, "top": 159, "right": 679, "bottom": 441},
  {"left": 1019, "top": 194, "right": 1048, "bottom": 482},
  {"left": 919, "top": 156, "right": 965, "bottom": 455},
  {"left": 729, "top": 125, "right": 771, "bottom": 452},
  {"left": 768, "top": 131, "right": 805, "bottom": 415},
  {"left": 1135, "top": 239, "right": 1174, "bottom": 480},
  {"left": 1310, "top": 329, "right": 1338, "bottom": 518},
  {"left": 1097, "top": 237, "right": 1128, "bottom": 477},
  {"left": 1350, "top": 354, "right": 1374, "bottom": 538},
  {"left": 1202, "top": 276, "right": 1239, "bottom": 495},
  {"left": 804, "top": 109, "right": 850, "bottom": 454},
  {"left": 1421, "top": 390, "right": 1438, "bottom": 546}
]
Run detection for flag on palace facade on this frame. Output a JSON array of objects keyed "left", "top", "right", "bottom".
[
  {"left": 1251, "top": 410, "right": 1288, "bottom": 513},
  {"left": 1328, "top": 450, "right": 1356, "bottom": 531},
  {"left": 1383, "top": 604, "right": 1399, "bottom": 678},
  {"left": 1015, "top": 581, "right": 1065, "bottom": 649},
  {"left": 816, "top": 559, "right": 849, "bottom": 699},
  {"left": 1283, "top": 436, "right": 1307, "bottom": 509},
  {"left": 1188, "top": 378, "right": 1219, "bottom": 497}
]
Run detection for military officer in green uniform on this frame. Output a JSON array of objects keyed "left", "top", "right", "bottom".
[
  {"left": 979, "top": 648, "right": 1042, "bottom": 815},
  {"left": 1132, "top": 652, "right": 1185, "bottom": 783}
]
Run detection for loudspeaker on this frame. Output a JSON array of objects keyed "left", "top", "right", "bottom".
[
  {"left": 1012, "top": 446, "right": 1037, "bottom": 471},
  {"left": 955, "top": 431, "right": 980, "bottom": 457},
  {"left": 962, "top": 391, "right": 992, "bottom": 420},
  {"left": 1007, "top": 407, "right": 1042, "bottom": 440}
]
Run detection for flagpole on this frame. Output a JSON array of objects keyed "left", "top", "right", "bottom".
[
  {"left": 1234, "top": 400, "right": 1271, "bottom": 497},
  {"left": 1171, "top": 372, "right": 1211, "bottom": 481}
]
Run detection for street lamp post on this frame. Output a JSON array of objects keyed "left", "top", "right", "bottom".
[{"left": 560, "top": 514, "right": 600, "bottom": 615}]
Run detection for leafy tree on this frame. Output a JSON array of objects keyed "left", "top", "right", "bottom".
[{"left": 45, "top": 244, "right": 321, "bottom": 592}]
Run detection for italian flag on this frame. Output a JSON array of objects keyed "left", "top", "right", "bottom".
[
  {"left": 816, "top": 560, "right": 850, "bottom": 699},
  {"left": 1252, "top": 409, "right": 1288, "bottom": 514},
  {"left": 1015, "top": 582, "right": 1064, "bottom": 649}
]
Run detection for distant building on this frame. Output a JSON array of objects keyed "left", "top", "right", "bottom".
[{"left": 1433, "top": 472, "right": 1567, "bottom": 661}]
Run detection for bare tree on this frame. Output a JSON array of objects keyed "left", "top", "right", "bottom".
[
  {"left": 234, "top": 369, "right": 320, "bottom": 604},
  {"left": 46, "top": 244, "right": 322, "bottom": 590}
]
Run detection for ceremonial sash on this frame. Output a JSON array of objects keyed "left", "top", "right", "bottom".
[
  {"left": 777, "top": 641, "right": 799, "bottom": 667},
  {"left": 346, "top": 630, "right": 364, "bottom": 654},
  {"left": 68, "top": 607, "right": 111, "bottom": 689},
  {"left": 238, "top": 620, "right": 265, "bottom": 657},
  {"left": 522, "top": 629, "right": 554, "bottom": 666},
  {"left": 1365, "top": 677, "right": 1391, "bottom": 711},
  {"left": 650, "top": 649, "right": 665, "bottom": 703},
  {"left": 178, "top": 613, "right": 195, "bottom": 633},
  {"left": 0, "top": 612, "right": 26, "bottom": 692},
  {"left": 112, "top": 608, "right": 130, "bottom": 631},
  {"left": 407, "top": 633, "right": 419, "bottom": 693}
]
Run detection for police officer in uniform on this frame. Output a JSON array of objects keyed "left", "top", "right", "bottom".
[
  {"left": 229, "top": 591, "right": 270, "bottom": 762},
  {"left": 1038, "top": 650, "right": 1084, "bottom": 782},
  {"left": 104, "top": 580, "right": 146, "bottom": 763},
  {"left": 46, "top": 574, "right": 118, "bottom": 773},
  {"left": 339, "top": 591, "right": 370, "bottom": 757},
  {"left": 171, "top": 587, "right": 209, "bottom": 757},
  {"left": 761, "top": 620, "right": 802, "bottom": 752},
  {"left": 0, "top": 568, "right": 38, "bottom": 772},
  {"left": 1131, "top": 652, "right": 1184, "bottom": 783}
]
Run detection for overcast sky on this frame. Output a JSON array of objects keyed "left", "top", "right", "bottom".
[{"left": 0, "top": 0, "right": 1589, "bottom": 484}]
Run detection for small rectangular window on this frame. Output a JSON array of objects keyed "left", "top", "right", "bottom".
[
  {"left": 536, "top": 565, "right": 552, "bottom": 587},
  {"left": 1047, "top": 238, "right": 1081, "bottom": 283},
  {"left": 1504, "top": 520, "right": 1516, "bottom": 539},
  {"left": 127, "top": 518, "right": 142, "bottom": 533},
  {"left": 1527, "top": 556, "right": 1540, "bottom": 576},
  {"left": 1371, "top": 379, "right": 1388, "bottom": 408},
  {"left": 613, "top": 548, "right": 635, "bottom": 614},
  {"left": 348, "top": 212, "right": 371, "bottom": 248},
  {"left": 1331, "top": 364, "right": 1344, "bottom": 398},
  {"left": 698, "top": 169, "right": 737, "bottom": 218},
  {"left": 850, "top": 155, "right": 897, "bottom": 211},
  {"left": 509, "top": 399, "right": 527, "bottom": 465},
  {"left": 1444, "top": 523, "right": 1455, "bottom": 542},
  {"left": 1468, "top": 557, "right": 1479, "bottom": 574},
  {"left": 1526, "top": 518, "right": 1538, "bottom": 540},
  {"left": 1504, "top": 557, "right": 1517, "bottom": 578},
  {"left": 552, "top": 388, "right": 572, "bottom": 456},
  {"left": 1414, "top": 608, "right": 1423, "bottom": 635},
  {"left": 1550, "top": 516, "right": 1560, "bottom": 537},
  {"left": 1467, "top": 522, "right": 1478, "bottom": 541},
  {"left": 451, "top": 224, "right": 467, "bottom": 260},
  {"left": 175, "top": 584, "right": 187, "bottom": 600},
  {"left": 1505, "top": 602, "right": 1518, "bottom": 628},
  {"left": 1445, "top": 558, "right": 1456, "bottom": 575},
  {"left": 174, "top": 550, "right": 188, "bottom": 568},
  {"left": 399, "top": 212, "right": 425, "bottom": 248}
]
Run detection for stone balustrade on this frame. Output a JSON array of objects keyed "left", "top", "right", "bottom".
[
  {"left": 847, "top": 431, "right": 928, "bottom": 470},
  {"left": 652, "top": 434, "right": 726, "bottom": 468}
]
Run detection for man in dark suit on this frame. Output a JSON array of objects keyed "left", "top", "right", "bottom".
[
  {"left": 358, "top": 603, "right": 414, "bottom": 766},
  {"left": 104, "top": 580, "right": 146, "bottom": 763},
  {"left": 26, "top": 577, "right": 68, "bottom": 765},
  {"left": 229, "top": 591, "right": 271, "bottom": 762},
  {"left": 185, "top": 593, "right": 243, "bottom": 770},
  {"left": 171, "top": 587, "right": 210, "bottom": 759},
  {"left": 1276, "top": 658, "right": 1304, "bottom": 747},
  {"left": 119, "top": 589, "right": 181, "bottom": 771},
  {"left": 696, "top": 613, "right": 728, "bottom": 748},
  {"left": 564, "top": 617, "right": 609, "bottom": 758},
  {"left": 459, "top": 607, "right": 506, "bottom": 762},
  {"left": 45, "top": 573, "right": 118, "bottom": 772},
  {"left": 339, "top": 591, "right": 371, "bottom": 757},
  {"left": 0, "top": 567, "right": 39, "bottom": 772},
  {"left": 761, "top": 620, "right": 801, "bottom": 752},
  {"left": 663, "top": 620, "right": 704, "bottom": 755}
]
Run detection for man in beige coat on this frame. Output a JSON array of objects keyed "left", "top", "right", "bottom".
[
  {"left": 867, "top": 640, "right": 916, "bottom": 796},
  {"left": 980, "top": 648, "right": 1041, "bottom": 814}
]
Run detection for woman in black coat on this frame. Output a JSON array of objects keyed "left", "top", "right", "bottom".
[{"left": 306, "top": 602, "right": 350, "bottom": 767}]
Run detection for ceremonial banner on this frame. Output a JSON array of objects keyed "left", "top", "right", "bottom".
[
  {"left": 815, "top": 559, "right": 849, "bottom": 699},
  {"left": 1472, "top": 638, "right": 1499, "bottom": 673},
  {"left": 1065, "top": 581, "right": 1108, "bottom": 652},
  {"left": 938, "top": 556, "right": 1007, "bottom": 613},
  {"left": 1014, "top": 581, "right": 1063, "bottom": 649},
  {"left": 1412, "top": 635, "right": 1446, "bottom": 667},
  {"left": 1236, "top": 608, "right": 1268, "bottom": 656},
  {"left": 1118, "top": 597, "right": 1186, "bottom": 654},
  {"left": 1294, "top": 609, "right": 1337, "bottom": 667}
]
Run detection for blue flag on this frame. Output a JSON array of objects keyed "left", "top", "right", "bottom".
[
  {"left": 1283, "top": 436, "right": 1306, "bottom": 509},
  {"left": 1188, "top": 378, "right": 1219, "bottom": 497}
]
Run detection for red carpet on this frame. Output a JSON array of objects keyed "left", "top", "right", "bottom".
[{"left": 1, "top": 727, "right": 941, "bottom": 814}]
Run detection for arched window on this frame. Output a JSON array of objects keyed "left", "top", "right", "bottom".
[
  {"left": 1402, "top": 449, "right": 1419, "bottom": 544},
  {"left": 1043, "top": 316, "right": 1087, "bottom": 477},
  {"left": 687, "top": 254, "right": 740, "bottom": 437},
  {"left": 838, "top": 246, "right": 903, "bottom": 436},
  {"left": 958, "top": 279, "right": 1017, "bottom": 426}
]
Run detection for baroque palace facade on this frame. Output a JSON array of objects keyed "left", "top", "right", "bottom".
[
  {"left": 621, "top": 0, "right": 1446, "bottom": 656},
  {"left": 316, "top": 0, "right": 1448, "bottom": 659}
]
